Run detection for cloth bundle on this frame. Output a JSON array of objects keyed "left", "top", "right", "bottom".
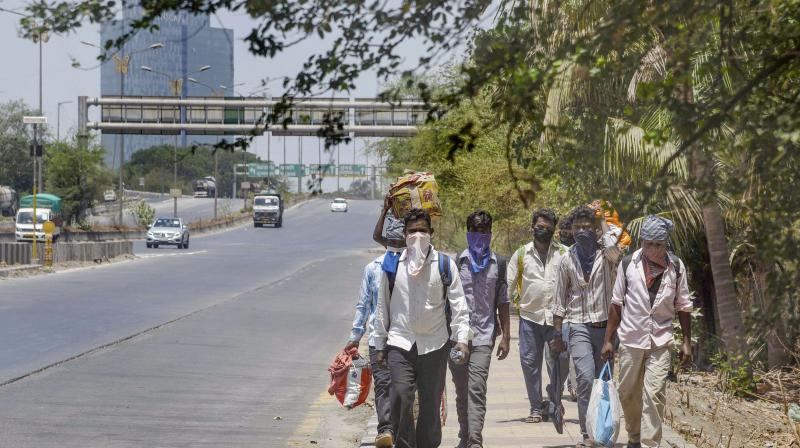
[
  {"left": 327, "top": 347, "right": 372, "bottom": 409},
  {"left": 389, "top": 171, "right": 443, "bottom": 219}
]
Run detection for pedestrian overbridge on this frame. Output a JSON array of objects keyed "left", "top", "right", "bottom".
[{"left": 77, "top": 96, "right": 427, "bottom": 138}]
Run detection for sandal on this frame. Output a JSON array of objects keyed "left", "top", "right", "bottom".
[{"left": 524, "top": 412, "right": 542, "bottom": 423}]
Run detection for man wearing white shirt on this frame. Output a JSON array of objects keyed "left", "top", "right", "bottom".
[
  {"left": 601, "top": 215, "right": 693, "bottom": 448},
  {"left": 374, "top": 208, "right": 471, "bottom": 448},
  {"left": 506, "top": 208, "right": 568, "bottom": 423}
]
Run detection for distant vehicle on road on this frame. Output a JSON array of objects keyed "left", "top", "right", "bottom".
[
  {"left": 252, "top": 194, "right": 283, "bottom": 228},
  {"left": 0, "top": 185, "right": 18, "bottom": 217},
  {"left": 103, "top": 190, "right": 117, "bottom": 202},
  {"left": 193, "top": 177, "right": 217, "bottom": 198},
  {"left": 15, "top": 194, "right": 62, "bottom": 242},
  {"left": 146, "top": 217, "right": 190, "bottom": 249},
  {"left": 330, "top": 198, "right": 348, "bottom": 213}
]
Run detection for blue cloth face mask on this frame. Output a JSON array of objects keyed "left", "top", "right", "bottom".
[
  {"left": 382, "top": 249, "right": 402, "bottom": 274},
  {"left": 466, "top": 232, "right": 492, "bottom": 273}
]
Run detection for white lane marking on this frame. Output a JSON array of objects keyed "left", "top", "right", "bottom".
[{"left": 137, "top": 250, "right": 208, "bottom": 259}]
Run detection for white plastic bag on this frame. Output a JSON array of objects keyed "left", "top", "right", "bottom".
[{"left": 586, "top": 361, "right": 622, "bottom": 447}]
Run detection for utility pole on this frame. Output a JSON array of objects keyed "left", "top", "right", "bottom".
[
  {"left": 336, "top": 143, "right": 340, "bottom": 192},
  {"left": 37, "top": 33, "right": 43, "bottom": 192},
  {"left": 283, "top": 135, "right": 286, "bottom": 186},
  {"left": 213, "top": 147, "right": 218, "bottom": 219},
  {"left": 266, "top": 133, "right": 271, "bottom": 189},
  {"left": 56, "top": 101, "right": 72, "bottom": 141},
  {"left": 174, "top": 135, "right": 178, "bottom": 217},
  {"left": 118, "top": 0, "right": 127, "bottom": 225},
  {"left": 298, "top": 136, "right": 302, "bottom": 194}
]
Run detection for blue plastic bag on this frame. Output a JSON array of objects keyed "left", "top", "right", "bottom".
[{"left": 586, "top": 361, "right": 621, "bottom": 447}]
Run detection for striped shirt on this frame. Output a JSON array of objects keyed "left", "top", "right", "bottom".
[{"left": 552, "top": 229, "right": 623, "bottom": 324}]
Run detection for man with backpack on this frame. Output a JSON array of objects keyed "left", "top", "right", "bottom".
[
  {"left": 506, "top": 208, "right": 569, "bottom": 424},
  {"left": 344, "top": 196, "right": 406, "bottom": 448},
  {"left": 449, "top": 210, "right": 510, "bottom": 448},
  {"left": 374, "top": 208, "right": 471, "bottom": 448},
  {"left": 601, "top": 215, "right": 693, "bottom": 448}
]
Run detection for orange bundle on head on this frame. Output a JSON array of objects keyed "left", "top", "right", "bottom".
[
  {"left": 389, "top": 171, "right": 443, "bottom": 219},
  {"left": 589, "top": 200, "right": 632, "bottom": 248}
]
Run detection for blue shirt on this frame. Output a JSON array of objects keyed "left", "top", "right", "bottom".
[{"left": 349, "top": 254, "right": 385, "bottom": 347}]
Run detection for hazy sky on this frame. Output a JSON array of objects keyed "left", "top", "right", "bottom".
[{"left": 0, "top": 1, "right": 466, "bottom": 190}]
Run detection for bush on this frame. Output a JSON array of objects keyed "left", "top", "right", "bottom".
[{"left": 129, "top": 200, "right": 155, "bottom": 228}]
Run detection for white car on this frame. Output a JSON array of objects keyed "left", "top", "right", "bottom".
[
  {"left": 146, "top": 217, "right": 190, "bottom": 249},
  {"left": 330, "top": 198, "right": 348, "bottom": 212},
  {"left": 103, "top": 190, "right": 117, "bottom": 202}
]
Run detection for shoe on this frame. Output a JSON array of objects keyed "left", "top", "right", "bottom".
[
  {"left": 375, "top": 431, "right": 393, "bottom": 448},
  {"left": 524, "top": 411, "right": 542, "bottom": 423}
]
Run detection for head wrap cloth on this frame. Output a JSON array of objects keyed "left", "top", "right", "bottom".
[{"left": 640, "top": 215, "right": 674, "bottom": 242}]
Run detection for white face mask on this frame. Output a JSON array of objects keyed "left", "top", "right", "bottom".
[{"left": 405, "top": 232, "right": 431, "bottom": 276}]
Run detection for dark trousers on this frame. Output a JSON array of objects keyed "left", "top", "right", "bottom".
[
  {"left": 369, "top": 346, "right": 393, "bottom": 435},
  {"left": 388, "top": 344, "right": 449, "bottom": 448},
  {"left": 448, "top": 344, "right": 493, "bottom": 448}
]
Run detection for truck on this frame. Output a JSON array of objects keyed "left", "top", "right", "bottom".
[
  {"left": 252, "top": 193, "right": 283, "bottom": 228},
  {"left": 0, "top": 185, "right": 18, "bottom": 217},
  {"left": 193, "top": 176, "right": 217, "bottom": 198},
  {"left": 15, "top": 193, "right": 63, "bottom": 242}
]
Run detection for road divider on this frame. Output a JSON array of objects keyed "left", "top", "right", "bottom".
[{"left": 0, "top": 241, "right": 133, "bottom": 266}]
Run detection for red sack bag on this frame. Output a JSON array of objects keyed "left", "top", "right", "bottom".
[{"left": 327, "top": 347, "right": 372, "bottom": 409}]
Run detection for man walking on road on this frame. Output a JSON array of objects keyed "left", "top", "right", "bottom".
[
  {"left": 374, "top": 208, "right": 471, "bottom": 448},
  {"left": 506, "top": 208, "right": 569, "bottom": 423},
  {"left": 601, "top": 215, "right": 694, "bottom": 448},
  {"left": 450, "top": 210, "right": 511, "bottom": 448},
  {"left": 550, "top": 205, "right": 623, "bottom": 446},
  {"left": 345, "top": 202, "right": 407, "bottom": 448}
]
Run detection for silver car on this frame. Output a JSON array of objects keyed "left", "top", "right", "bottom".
[{"left": 146, "top": 217, "right": 190, "bottom": 249}]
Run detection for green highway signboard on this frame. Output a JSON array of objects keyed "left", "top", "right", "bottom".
[
  {"left": 280, "top": 164, "right": 305, "bottom": 177},
  {"left": 338, "top": 164, "right": 367, "bottom": 177},
  {"left": 247, "top": 162, "right": 276, "bottom": 178},
  {"left": 308, "top": 164, "right": 337, "bottom": 176}
]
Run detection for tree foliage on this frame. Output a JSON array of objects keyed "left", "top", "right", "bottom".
[
  {"left": 18, "top": 0, "right": 800, "bottom": 364},
  {"left": 0, "top": 101, "right": 36, "bottom": 194},
  {"left": 44, "top": 140, "right": 110, "bottom": 223}
]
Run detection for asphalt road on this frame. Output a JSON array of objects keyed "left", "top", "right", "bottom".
[
  {"left": 0, "top": 199, "right": 381, "bottom": 446},
  {"left": 88, "top": 196, "right": 230, "bottom": 227}
]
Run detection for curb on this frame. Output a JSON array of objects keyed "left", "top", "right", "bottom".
[{"left": 0, "top": 264, "right": 41, "bottom": 278}]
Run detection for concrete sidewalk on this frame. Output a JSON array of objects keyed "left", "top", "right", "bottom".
[{"left": 358, "top": 315, "right": 693, "bottom": 448}]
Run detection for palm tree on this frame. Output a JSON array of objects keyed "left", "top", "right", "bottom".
[{"left": 524, "top": 0, "right": 751, "bottom": 362}]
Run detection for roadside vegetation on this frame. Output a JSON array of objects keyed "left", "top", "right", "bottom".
[{"left": 7, "top": 0, "right": 800, "bottom": 444}]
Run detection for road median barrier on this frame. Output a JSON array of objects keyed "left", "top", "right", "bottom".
[{"left": 0, "top": 241, "right": 134, "bottom": 266}]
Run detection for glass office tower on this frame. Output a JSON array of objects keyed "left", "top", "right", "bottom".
[{"left": 99, "top": 5, "right": 234, "bottom": 167}]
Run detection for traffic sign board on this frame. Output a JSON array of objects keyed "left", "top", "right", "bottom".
[
  {"left": 308, "top": 164, "right": 336, "bottom": 176},
  {"left": 338, "top": 164, "right": 366, "bottom": 176},
  {"left": 247, "top": 162, "right": 276, "bottom": 178},
  {"left": 280, "top": 164, "right": 305, "bottom": 177},
  {"left": 43, "top": 220, "right": 55, "bottom": 235}
]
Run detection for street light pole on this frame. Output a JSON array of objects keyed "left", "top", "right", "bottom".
[
  {"left": 298, "top": 136, "right": 302, "bottom": 194},
  {"left": 37, "top": 34, "right": 43, "bottom": 192},
  {"left": 213, "top": 147, "right": 218, "bottom": 219}
]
